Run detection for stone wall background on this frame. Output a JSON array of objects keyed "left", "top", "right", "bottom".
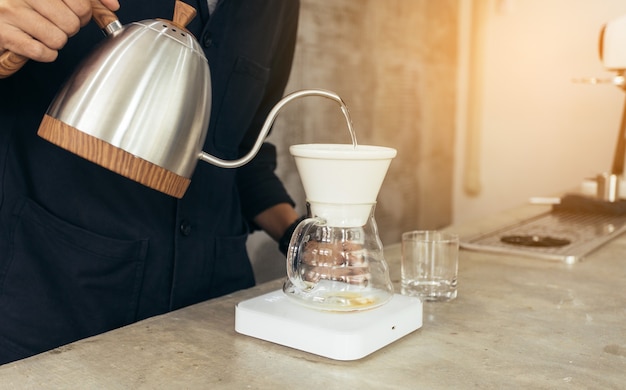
[{"left": 248, "top": 0, "right": 459, "bottom": 283}]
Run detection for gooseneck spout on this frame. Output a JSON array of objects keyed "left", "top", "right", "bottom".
[{"left": 198, "top": 89, "right": 349, "bottom": 168}]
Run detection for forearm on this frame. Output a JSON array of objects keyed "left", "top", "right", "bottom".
[{"left": 253, "top": 203, "right": 300, "bottom": 242}]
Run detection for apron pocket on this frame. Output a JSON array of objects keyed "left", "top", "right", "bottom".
[{"left": 0, "top": 198, "right": 148, "bottom": 358}]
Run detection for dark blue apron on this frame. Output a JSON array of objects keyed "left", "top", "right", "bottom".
[{"left": 0, "top": 0, "right": 298, "bottom": 363}]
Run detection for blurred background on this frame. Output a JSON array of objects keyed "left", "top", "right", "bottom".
[{"left": 248, "top": 0, "right": 626, "bottom": 282}]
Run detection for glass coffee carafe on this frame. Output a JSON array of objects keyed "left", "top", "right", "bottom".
[{"left": 283, "top": 144, "right": 397, "bottom": 311}]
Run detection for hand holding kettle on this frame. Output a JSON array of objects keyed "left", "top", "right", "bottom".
[{"left": 0, "top": 0, "right": 120, "bottom": 75}]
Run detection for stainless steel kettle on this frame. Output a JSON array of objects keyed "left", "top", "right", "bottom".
[
  {"left": 36, "top": 0, "right": 211, "bottom": 198},
  {"left": 3, "top": 1, "right": 349, "bottom": 198}
]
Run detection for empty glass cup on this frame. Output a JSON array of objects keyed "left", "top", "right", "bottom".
[{"left": 401, "top": 230, "right": 459, "bottom": 302}]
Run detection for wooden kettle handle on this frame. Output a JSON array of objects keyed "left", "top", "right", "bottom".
[
  {"left": 172, "top": 1, "right": 197, "bottom": 28},
  {"left": 89, "top": 0, "right": 120, "bottom": 30},
  {"left": 0, "top": 51, "right": 27, "bottom": 79}
]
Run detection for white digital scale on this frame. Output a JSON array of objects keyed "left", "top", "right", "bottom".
[{"left": 235, "top": 290, "right": 423, "bottom": 361}]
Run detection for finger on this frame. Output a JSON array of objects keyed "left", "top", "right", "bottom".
[
  {"left": 0, "top": 24, "right": 59, "bottom": 62},
  {"left": 34, "top": 0, "right": 85, "bottom": 36},
  {"left": 99, "top": 0, "right": 120, "bottom": 11},
  {"left": 13, "top": 7, "right": 70, "bottom": 52}
]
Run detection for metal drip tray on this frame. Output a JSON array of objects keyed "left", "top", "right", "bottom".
[{"left": 461, "top": 210, "right": 626, "bottom": 264}]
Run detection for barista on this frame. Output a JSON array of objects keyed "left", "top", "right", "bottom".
[{"left": 0, "top": 0, "right": 301, "bottom": 364}]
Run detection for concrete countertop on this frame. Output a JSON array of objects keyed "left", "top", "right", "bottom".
[{"left": 1, "top": 205, "right": 625, "bottom": 389}]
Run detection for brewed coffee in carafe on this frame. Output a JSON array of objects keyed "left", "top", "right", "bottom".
[{"left": 283, "top": 143, "right": 397, "bottom": 311}]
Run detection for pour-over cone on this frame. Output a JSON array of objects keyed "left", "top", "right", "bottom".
[{"left": 289, "top": 144, "right": 397, "bottom": 226}]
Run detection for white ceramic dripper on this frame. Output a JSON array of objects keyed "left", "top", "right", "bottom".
[{"left": 289, "top": 144, "right": 397, "bottom": 226}]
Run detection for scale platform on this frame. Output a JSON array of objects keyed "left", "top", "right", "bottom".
[{"left": 235, "top": 290, "right": 423, "bottom": 361}]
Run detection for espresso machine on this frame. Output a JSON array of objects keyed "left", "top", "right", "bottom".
[
  {"left": 582, "top": 13, "right": 626, "bottom": 200},
  {"left": 462, "top": 14, "right": 626, "bottom": 264}
]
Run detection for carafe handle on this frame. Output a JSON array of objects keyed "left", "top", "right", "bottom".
[{"left": 286, "top": 217, "right": 324, "bottom": 291}]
